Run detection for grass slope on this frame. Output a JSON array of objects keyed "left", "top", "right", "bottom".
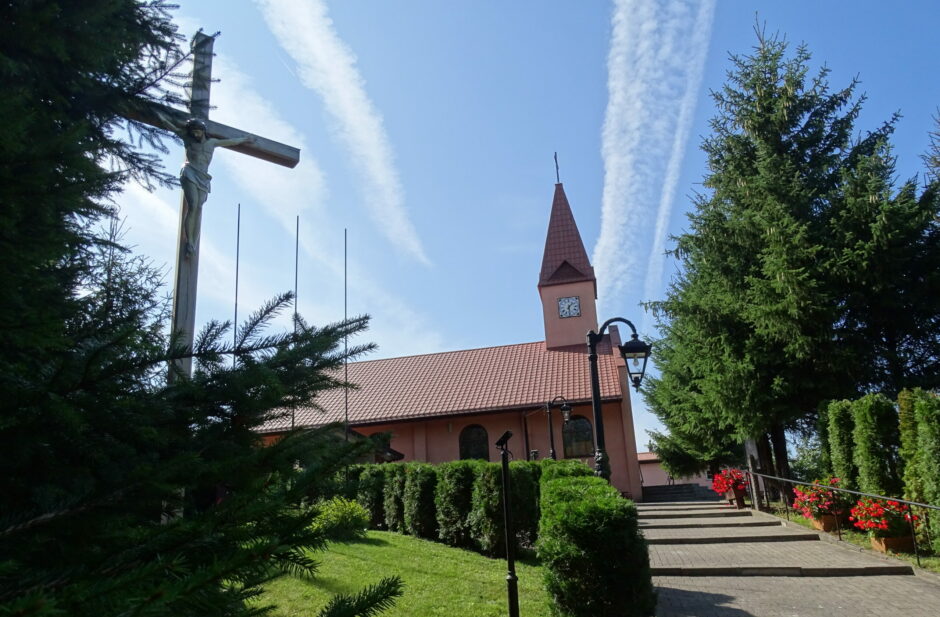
[{"left": 262, "top": 531, "right": 553, "bottom": 616}]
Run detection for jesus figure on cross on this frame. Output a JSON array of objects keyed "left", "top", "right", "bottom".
[{"left": 156, "top": 111, "right": 253, "bottom": 256}]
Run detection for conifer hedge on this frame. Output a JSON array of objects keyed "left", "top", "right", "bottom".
[
  {"left": 510, "top": 460, "right": 542, "bottom": 547},
  {"left": 851, "top": 393, "right": 901, "bottom": 496},
  {"left": 827, "top": 399, "right": 857, "bottom": 489},
  {"left": 403, "top": 462, "right": 438, "bottom": 539},
  {"left": 914, "top": 392, "right": 940, "bottom": 552},
  {"left": 435, "top": 460, "right": 483, "bottom": 547},
  {"left": 382, "top": 464, "right": 407, "bottom": 533},
  {"left": 537, "top": 475, "right": 655, "bottom": 617},
  {"left": 468, "top": 463, "right": 505, "bottom": 556},
  {"left": 357, "top": 464, "right": 387, "bottom": 529}
]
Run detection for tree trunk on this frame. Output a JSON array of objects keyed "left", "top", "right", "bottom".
[
  {"left": 756, "top": 433, "right": 777, "bottom": 501},
  {"left": 770, "top": 422, "right": 792, "bottom": 504}
]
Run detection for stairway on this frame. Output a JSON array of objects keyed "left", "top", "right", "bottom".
[
  {"left": 640, "top": 501, "right": 940, "bottom": 616},
  {"left": 640, "top": 483, "right": 719, "bottom": 503}
]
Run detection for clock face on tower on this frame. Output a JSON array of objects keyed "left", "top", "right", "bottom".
[{"left": 558, "top": 296, "right": 581, "bottom": 318}]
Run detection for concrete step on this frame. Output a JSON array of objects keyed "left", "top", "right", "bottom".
[
  {"left": 650, "top": 564, "right": 915, "bottom": 576},
  {"left": 640, "top": 510, "right": 752, "bottom": 519},
  {"left": 644, "top": 527, "right": 820, "bottom": 544},
  {"left": 639, "top": 519, "right": 781, "bottom": 529},
  {"left": 647, "top": 540, "right": 915, "bottom": 577}
]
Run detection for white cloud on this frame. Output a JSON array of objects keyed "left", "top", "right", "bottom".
[
  {"left": 594, "top": 0, "right": 715, "bottom": 321},
  {"left": 255, "top": 0, "right": 430, "bottom": 265}
]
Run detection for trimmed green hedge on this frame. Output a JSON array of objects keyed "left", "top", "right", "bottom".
[
  {"left": 403, "top": 462, "right": 438, "bottom": 539},
  {"left": 914, "top": 392, "right": 940, "bottom": 553},
  {"left": 537, "top": 476, "right": 655, "bottom": 617},
  {"left": 468, "top": 463, "right": 505, "bottom": 556},
  {"left": 356, "top": 464, "right": 387, "bottom": 529},
  {"left": 851, "top": 393, "right": 901, "bottom": 496},
  {"left": 435, "top": 460, "right": 482, "bottom": 548},
  {"left": 510, "top": 460, "right": 541, "bottom": 547},
  {"left": 539, "top": 458, "right": 594, "bottom": 482},
  {"left": 827, "top": 399, "right": 857, "bottom": 489},
  {"left": 382, "top": 464, "right": 407, "bottom": 533}
]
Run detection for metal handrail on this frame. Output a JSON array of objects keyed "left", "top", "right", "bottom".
[
  {"left": 747, "top": 470, "right": 940, "bottom": 512},
  {"left": 742, "top": 469, "right": 938, "bottom": 567}
]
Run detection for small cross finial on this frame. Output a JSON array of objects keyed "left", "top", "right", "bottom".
[{"left": 554, "top": 152, "right": 560, "bottom": 183}]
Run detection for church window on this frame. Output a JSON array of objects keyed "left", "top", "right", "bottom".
[
  {"left": 459, "top": 424, "right": 489, "bottom": 461},
  {"left": 562, "top": 415, "right": 594, "bottom": 458}
]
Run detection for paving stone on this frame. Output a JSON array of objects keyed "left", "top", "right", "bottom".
[
  {"left": 655, "top": 575, "right": 940, "bottom": 616},
  {"left": 643, "top": 524, "right": 818, "bottom": 544}
]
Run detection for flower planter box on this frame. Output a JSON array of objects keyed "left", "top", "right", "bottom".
[
  {"left": 870, "top": 535, "right": 915, "bottom": 554},
  {"left": 725, "top": 487, "right": 746, "bottom": 509},
  {"left": 811, "top": 514, "right": 840, "bottom": 532}
]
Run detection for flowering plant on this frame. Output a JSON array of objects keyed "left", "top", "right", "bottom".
[
  {"left": 711, "top": 468, "right": 748, "bottom": 495},
  {"left": 792, "top": 477, "right": 852, "bottom": 520},
  {"left": 849, "top": 498, "right": 917, "bottom": 538}
]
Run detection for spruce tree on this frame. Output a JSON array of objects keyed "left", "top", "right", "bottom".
[
  {"left": 646, "top": 29, "right": 940, "bottom": 476},
  {"left": 0, "top": 2, "right": 402, "bottom": 615}
]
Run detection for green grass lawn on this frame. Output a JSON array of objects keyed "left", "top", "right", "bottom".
[
  {"left": 261, "top": 531, "right": 554, "bottom": 617},
  {"left": 766, "top": 506, "right": 940, "bottom": 574}
]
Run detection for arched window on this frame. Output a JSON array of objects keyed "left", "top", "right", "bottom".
[
  {"left": 459, "top": 424, "right": 489, "bottom": 461},
  {"left": 563, "top": 415, "right": 594, "bottom": 458}
]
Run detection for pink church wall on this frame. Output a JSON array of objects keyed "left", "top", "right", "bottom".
[
  {"left": 639, "top": 460, "right": 711, "bottom": 488},
  {"left": 355, "top": 400, "right": 643, "bottom": 499}
]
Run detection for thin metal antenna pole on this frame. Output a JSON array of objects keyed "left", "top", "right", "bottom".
[
  {"left": 554, "top": 152, "right": 560, "bottom": 183},
  {"left": 294, "top": 215, "right": 299, "bottom": 323},
  {"left": 344, "top": 228, "right": 349, "bottom": 441},
  {"left": 291, "top": 215, "right": 298, "bottom": 430},
  {"left": 233, "top": 203, "right": 240, "bottom": 368}
]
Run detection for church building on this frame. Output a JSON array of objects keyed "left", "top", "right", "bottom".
[{"left": 260, "top": 183, "right": 644, "bottom": 498}]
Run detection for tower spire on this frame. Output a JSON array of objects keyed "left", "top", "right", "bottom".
[{"left": 554, "top": 152, "right": 560, "bottom": 183}]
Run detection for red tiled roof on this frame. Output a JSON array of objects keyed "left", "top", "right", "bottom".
[
  {"left": 538, "top": 183, "right": 595, "bottom": 287},
  {"left": 260, "top": 336, "right": 624, "bottom": 433}
]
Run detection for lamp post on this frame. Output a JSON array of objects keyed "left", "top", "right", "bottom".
[
  {"left": 495, "top": 431, "right": 520, "bottom": 617},
  {"left": 587, "top": 318, "right": 652, "bottom": 480},
  {"left": 545, "top": 395, "right": 572, "bottom": 460}
]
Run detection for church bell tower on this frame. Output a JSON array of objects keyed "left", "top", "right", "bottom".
[{"left": 538, "top": 183, "right": 598, "bottom": 349}]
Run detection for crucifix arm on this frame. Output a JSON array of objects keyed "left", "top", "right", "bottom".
[
  {"left": 123, "top": 101, "right": 301, "bottom": 168},
  {"left": 210, "top": 135, "right": 254, "bottom": 149}
]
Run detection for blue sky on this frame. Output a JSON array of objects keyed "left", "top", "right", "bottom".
[{"left": 118, "top": 1, "right": 940, "bottom": 450}]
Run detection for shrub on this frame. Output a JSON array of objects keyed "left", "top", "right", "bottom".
[
  {"left": 539, "top": 458, "right": 594, "bottom": 482},
  {"left": 435, "top": 460, "right": 482, "bottom": 547},
  {"left": 383, "top": 464, "right": 407, "bottom": 533},
  {"left": 314, "top": 497, "right": 369, "bottom": 541},
  {"left": 403, "top": 462, "right": 438, "bottom": 539},
  {"left": 510, "top": 460, "right": 541, "bottom": 547},
  {"left": 333, "top": 464, "right": 365, "bottom": 500},
  {"left": 849, "top": 498, "right": 917, "bottom": 538},
  {"left": 468, "top": 463, "right": 505, "bottom": 556},
  {"left": 791, "top": 477, "right": 853, "bottom": 520},
  {"left": 356, "top": 465, "right": 387, "bottom": 529},
  {"left": 898, "top": 389, "right": 923, "bottom": 503},
  {"left": 851, "top": 393, "right": 901, "bottom": 496},
  {"left": 711, "top": 468, "right": 747, "bottom": 495},
  {"left": 538, "top": 476, "right": 655, "bottom": 617},
  {"left": 827, "top": 399, "right": 857, "bottom": 489},
  {"left": 914, "top": 392, "right": 940, "bottom": 552}
]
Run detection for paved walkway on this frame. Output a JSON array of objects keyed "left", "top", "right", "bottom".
[{"left": 638, "top": 500, "right": 940, "bottom": 616}]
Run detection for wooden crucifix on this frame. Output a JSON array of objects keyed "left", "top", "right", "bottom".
[{"left": 127, "top": 32, "right": 300, "bottom": 379}]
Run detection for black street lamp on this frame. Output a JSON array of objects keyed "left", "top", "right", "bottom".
[
  {"left": 545, "top": 395, "right": 572, "bottom": 460},
  {"left": 587, "top": 317, "right": 652, "bottom": 480}
]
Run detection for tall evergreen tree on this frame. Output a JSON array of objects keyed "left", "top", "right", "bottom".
[
  {"left": 645, "top": 28, "right": 940, "bottom": 476},
  {"left": 0, "top": 3, "right": 401, "bottom": 615}
]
